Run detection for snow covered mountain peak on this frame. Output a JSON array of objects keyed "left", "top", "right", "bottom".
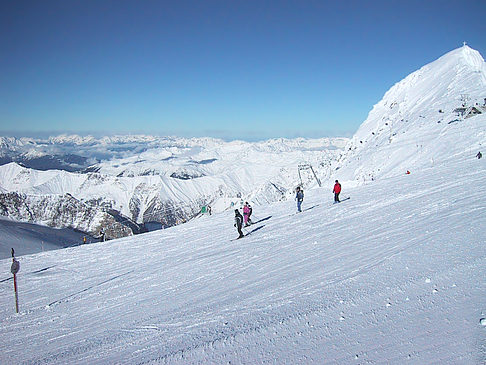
[
  {"left": 451, "top": 44, "right": 485, "bottom": 70},
  {"left": 364, "top": 44, "right": 485, "bottom": 129},
  {"left": 335, "top": 45, "right": 486, "bottom": 182}
]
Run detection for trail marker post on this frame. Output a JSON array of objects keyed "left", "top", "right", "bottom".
[{"left": 10, "top": 248, "right": 20, "bottom": 313}]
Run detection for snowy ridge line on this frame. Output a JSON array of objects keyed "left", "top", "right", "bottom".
[{"left": 336, "top": 46, "right": 485, "bottom": 183}]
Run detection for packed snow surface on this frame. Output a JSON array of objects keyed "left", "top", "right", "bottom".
[{"left": 0, "top": 150, "right": 484, "bottom": 364}]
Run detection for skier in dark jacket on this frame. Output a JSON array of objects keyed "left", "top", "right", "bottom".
[
  {"left": 295, "top": 187, "right": 304, "bottom": 212},
  {"left": 333, "top": 180, "right": 341, "bottom": 203},
  {"left": 234, "top": 209, "right": 244, "bottom": 239},
  {"left": 99, "top": 229, "right": 106, "bottom": 242},
  {"left": 477, "top": 151, "right": 482, "bottom": 159}
]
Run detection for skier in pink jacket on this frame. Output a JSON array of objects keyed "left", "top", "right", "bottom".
[{"left": 243, "top": 202, "right": 251, "bottom": 226}]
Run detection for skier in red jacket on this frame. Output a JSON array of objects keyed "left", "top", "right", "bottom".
[{"left": 333, "top": 180, "right": 341, "bottom": 203}]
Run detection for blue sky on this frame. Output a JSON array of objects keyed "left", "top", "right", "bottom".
[{"left": 1, "top": 0, "right": 485, "bottom": 141}]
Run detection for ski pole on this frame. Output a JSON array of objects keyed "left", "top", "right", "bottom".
[{"left": 11, "top": 248, "right": 20, "bottom": 313}]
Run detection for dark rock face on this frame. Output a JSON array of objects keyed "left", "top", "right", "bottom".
[
  {"left": 170, "top": 170, "right": 206, "bottom": 180},
  {"left": 0, "top": 192, "right": 133, "bottom": 239},
  {"left": 0, "top": 190, "right": 210, "bottom": 237}
]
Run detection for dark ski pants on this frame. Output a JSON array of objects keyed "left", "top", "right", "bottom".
[
  {"left": 334, "top": 192, "right": 340, "bottom": 203},
  {"left": 237, "top": 224, "right": 244, "bottom": 238}
]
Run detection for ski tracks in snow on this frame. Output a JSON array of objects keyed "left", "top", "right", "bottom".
[
  {"left": 1, "top": 156, "right": 485, "bottom": 364},
  {"left": 134, "top": 254, "right": 485, "bottom": 364}
]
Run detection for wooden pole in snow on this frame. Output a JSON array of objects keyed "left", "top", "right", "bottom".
[{"left": 11, "top": 248, "right": 20, "bottom": 313}]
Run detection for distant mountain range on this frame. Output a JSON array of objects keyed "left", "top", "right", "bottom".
[
  {"left": 0, "top": 45, "right": 484, "bottom": 244},
  {"left": 0, "top": 136, "right": 347, "bottom": 239}
]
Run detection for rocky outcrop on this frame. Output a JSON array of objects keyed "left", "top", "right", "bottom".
[{"left": 0, "top": 192, "right": 133, "bottom": 240}]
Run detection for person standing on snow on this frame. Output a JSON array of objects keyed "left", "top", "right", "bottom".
[
  {"left": 333, "top": 180, "right": 341, "bottom": 203},
  {"left": 477, "top": 151, "right": 482, "bottom": 159},
  {"left": 99, "top": 229, "right": 106, "bottom": 242},
  {"left": 243, "top": 202, "right": 251, "bottom": 226},
  {"left": 247, "top": 203, "right": 253, "bottom": 224},
  {"left": 234, "top": 209, "right": 244, "bottom": 239},
  {"left": 295, "top": 187, "right": 304, "bottom": 212}
]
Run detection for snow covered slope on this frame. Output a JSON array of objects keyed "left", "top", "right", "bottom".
[
  {"left": 336, "top": 45, "right": 486, "bottom": 182},
  {"left": 0, "top": 147, "right": 484, "bottom": 364},
  {"left": 0, "top": 218, "right": 93, "bottom": 259}
]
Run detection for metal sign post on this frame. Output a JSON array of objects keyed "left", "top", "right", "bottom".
[{"left": 11, "top": 248, "right": 20, "bottom": 313}]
